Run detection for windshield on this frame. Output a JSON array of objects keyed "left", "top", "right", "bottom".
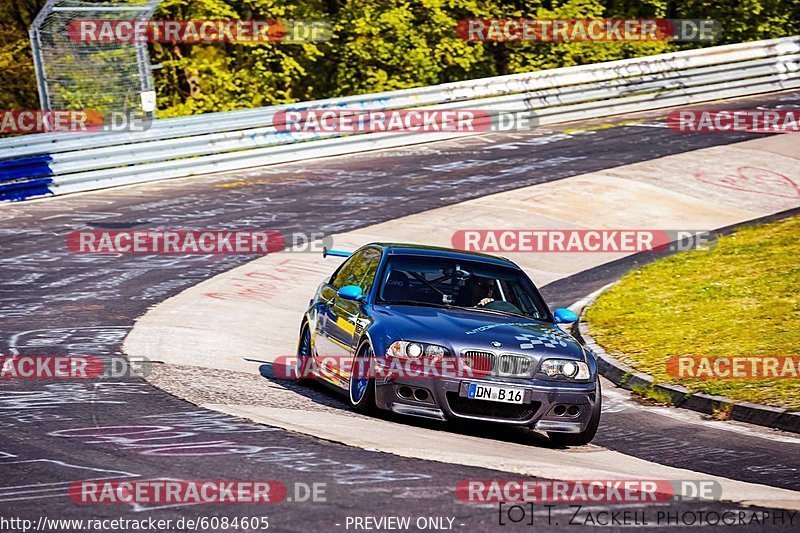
[{"left": 376, "top": 255, "right": 550, "bottom": 320}]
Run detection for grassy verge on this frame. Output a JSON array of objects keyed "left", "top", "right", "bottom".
[{"left": 585, "top": 215, "right": 800, "bottom": 410}]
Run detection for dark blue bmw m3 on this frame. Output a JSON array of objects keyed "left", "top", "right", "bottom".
[{"left": 296, "top": 243, "right": 601, "bottom": 446}]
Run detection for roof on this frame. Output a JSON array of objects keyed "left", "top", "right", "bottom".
[{"left": 369, "top": 242, "right": 517, "bottom": 268}]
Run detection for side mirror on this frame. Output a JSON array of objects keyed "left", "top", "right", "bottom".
[
  {"left": 337, "top": 285, "right": 363, "bottom": 301},
  {"left": 553, "top": 308, "right": 578, "bottom": 323}
]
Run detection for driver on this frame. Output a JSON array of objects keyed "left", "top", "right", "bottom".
[{"left": 469, "top": 276, "right": 495, "bottom": 307}]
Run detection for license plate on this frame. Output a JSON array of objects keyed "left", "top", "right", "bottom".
[{"left": 466, "top": 383, "right": 524, "bottom": 404}]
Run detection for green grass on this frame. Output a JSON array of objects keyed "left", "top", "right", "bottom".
[
  {"left": 585, "top": 216, "right": 800, "bottom": 411},
  {"left": 631, "top": 385, "right": 674, "bottom": 406}
]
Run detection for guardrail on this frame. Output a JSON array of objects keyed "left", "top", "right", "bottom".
[{"left": 2, "top": 36, "right": 799, "bottom": 202}]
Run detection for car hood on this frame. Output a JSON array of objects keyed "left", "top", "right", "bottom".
[{"left": 372, "top": 304, "right": 584, "bottom": 361}]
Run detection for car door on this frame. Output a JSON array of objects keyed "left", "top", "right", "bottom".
[
  {"left": 314, "top": 250, "right": 364, "bottom": 383},
  {"left": 322, "top": 248, "right": 381, "bottom": 386}
]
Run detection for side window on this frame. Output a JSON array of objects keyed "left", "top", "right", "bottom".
[
  {"left": 330, "top": 250, "right": 366, "bottom": 289},
  {"left": 333, "top": 248, "right": 381, "bottom": 292},
  {"left": 355, "top": 248, "right": 381, "bottom": 296}
]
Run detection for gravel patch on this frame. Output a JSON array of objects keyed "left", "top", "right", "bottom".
[{"left": 144, "top": 362, "right": 364, "bottom": 417}]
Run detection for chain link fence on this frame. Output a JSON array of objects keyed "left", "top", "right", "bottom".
[{"left": 29, "top": 0, "right": 161, "bottom": 118}]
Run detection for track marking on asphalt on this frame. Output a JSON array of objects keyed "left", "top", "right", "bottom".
[
  {"left": 207, "top": 403, "right": 800, "bottom": 511},
  {"left": 603, "top": 388, "right": 800, "bottom": 445},
  {"left": 0, "top": 459, "right": 139, "bottom": 502},
  {"left": 600, "top": 385, "right": 800, "bottom": 444}
]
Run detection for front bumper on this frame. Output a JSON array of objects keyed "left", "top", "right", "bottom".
[{"left": 374, "top": 373, "right": 598, "bottom": 432}]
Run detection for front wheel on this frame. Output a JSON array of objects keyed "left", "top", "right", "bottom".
[
  {"left": 548, "top": 379, "right": 602, "bottom": 446},
  {"left": 349, "top": 341, "right": 377, "bottom": 414},
  {"left": 295, "top": 324, "right": 313, "bottom": 383}
]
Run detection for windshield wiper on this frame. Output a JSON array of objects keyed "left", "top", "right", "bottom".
[
  {"left": 382, "top": 300, "right": 453, "bottom": 308},
  {"left": 382, "top": 300, "right": 545, "bottom": 321},
  {"left": 452, "top": 304, "right": 540, "bottom": 321}
]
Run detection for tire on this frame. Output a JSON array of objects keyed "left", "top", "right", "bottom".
[
  {"left": 295, "top": 323, "right": 313, "bottom": 383},
  {"left": 548, "top": 379, "right": 602, "bottom": 447},
  {"left": 349, "top": 340, "right": 377, "bottom": 414}
]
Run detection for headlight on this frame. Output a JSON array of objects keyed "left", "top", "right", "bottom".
[
  {"left": 425, "top": 344, "right": 446, "bottom": 358},
  {"left": 387, "top": 341, "right": 449, "bottom": 359},
  {"left": 406, "top": 343, "right": 423, "bottom": 358},
  {"left": 539, "top": 359, "right": 590, "bottom": 380},
  {"left": 561, "top": 361, "right": 578, "bottom": 377}
]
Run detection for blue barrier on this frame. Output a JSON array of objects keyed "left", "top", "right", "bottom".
[
  {"left": 0, "top": 155, "right": 54, "bottom": 183},
  {"left": 0, "top": 175, "right": 54, "bottom": 202},
  {"left": 0, "top": 154, "right": 55, "bottom": 201}
]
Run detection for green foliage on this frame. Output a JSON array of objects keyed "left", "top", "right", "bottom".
[
  {"left": 0, "top": 0, "right": 44, "bottom": 109},
  {"left": 501, "top": 0, "right": 673, "bottom": 73},
  {"left": 671, "top": 0, "right": 800, "bottom": 46},
  {"left": 323, "top": 0, "right": 495, "bottom": 96},
  {"left": 152, "top": 0, "right": 329, "bottom": 117}
]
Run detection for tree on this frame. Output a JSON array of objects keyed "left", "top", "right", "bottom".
[
  {"left": 152, "top": 0, "right": 329, "bottom": 116},
  {"left": 321, "top": 0, "right": 496, "bottom": 97},
  {"left": 0, "top": 0, "right": 45, "bottom": 109}
]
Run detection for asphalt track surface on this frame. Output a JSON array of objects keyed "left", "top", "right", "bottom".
[{"left": 1, "top": 91, "right": 800, "bottom": 532}]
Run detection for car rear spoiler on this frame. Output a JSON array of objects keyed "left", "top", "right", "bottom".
[{"left": 322, "top": 247, "right": 351, "bottom": 258}]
